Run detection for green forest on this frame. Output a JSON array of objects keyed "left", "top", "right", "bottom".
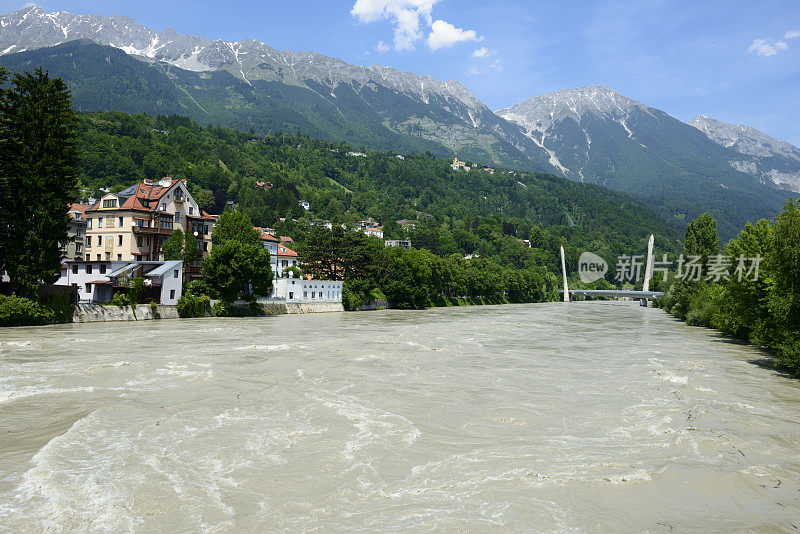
[{"left": 75, "top": 111, "right": 682, "bottom": 281}]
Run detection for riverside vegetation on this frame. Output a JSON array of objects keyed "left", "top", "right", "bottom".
[{"left": 659, "top": 202, "right": 800, "bottom": 374}]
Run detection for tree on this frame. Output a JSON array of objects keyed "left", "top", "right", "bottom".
[
  {"left": 684, "top": 212, "right": 719, "bottom": 259},
  {"left": 202, "top": 241, "right": 273, "bottom": 301},
  {"left": 768, "top": 199, "right": 800, "bottom": 369},
  {"left": 163, "top": 228, "right": 200, "bottom": 265},
  {"left": 211, "top": 209, "right": 261, "bottom": 247},
  {"left": 0, "top": 68, "right": 80, "bottom": 296},
  {"left": 163, "top": 228, "right": 185, "bottom": 261}
]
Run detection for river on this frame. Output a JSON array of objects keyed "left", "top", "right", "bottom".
[{"left": 1, "top": 301, "right": 799, "bottom": 532}]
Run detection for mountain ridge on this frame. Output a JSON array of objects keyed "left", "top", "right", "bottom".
[{"left": 0, "top": 6, "right": 794, "bottom": 237}]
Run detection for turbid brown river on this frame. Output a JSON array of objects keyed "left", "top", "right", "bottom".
[{"left": 1, "top": 301, "right": 799, "bottom": 532}]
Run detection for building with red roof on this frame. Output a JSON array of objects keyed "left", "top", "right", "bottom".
[{"left": 84, "top": 178, "right": 216, "bottom": 276}]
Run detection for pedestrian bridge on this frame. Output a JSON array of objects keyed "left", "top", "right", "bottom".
[
  {"left": 558, "top": 289, "right": 664, "bottom": 306},
  {"left": 560, "top": 235, "right": 664, "bottom": 306}
]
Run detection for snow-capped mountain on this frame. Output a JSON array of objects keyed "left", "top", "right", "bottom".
[
  {"left": 0, "top": 6, "right": 479, "bottom": 109},
  {"left": 496, "top": 85, "right": 654, "bottom": 178},
  {"left": 0, "top": 6, "right": 555, "bottom": 170},
  {"left": 690, "top": 115, "right": 800, "bottom": 191},
  {"left": 0, "top": 7, "right": 792, "bottom": 235}
]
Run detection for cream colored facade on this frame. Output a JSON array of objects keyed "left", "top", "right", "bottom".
[{"left": 84, "top": 178, "right": 215, "bottom": 276}]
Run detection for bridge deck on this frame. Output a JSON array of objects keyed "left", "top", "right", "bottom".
[{"left": 559, "top": 289, "right": 664, "bottom": 299}]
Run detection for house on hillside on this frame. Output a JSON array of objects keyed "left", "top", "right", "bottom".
[{"left": 385, "top": 239, "right": 411, "bottom": 250}]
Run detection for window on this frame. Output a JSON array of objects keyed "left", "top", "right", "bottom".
[
  {"left": 189, "top": 207, "right": 194, "bottom": 215},
  {"left": 85, "top": 254, "right": 90, "bottom": 261},
  {"left": 137, "top": 236, "right": 143, "bottom": 247},
  {"left": 204, "top": 225, "right": 208, "bottom": 234},
  {"left": 146, "top": 237, "right": 151, "bottom": 246},
  {"left": 86, "top": 264, "right": 92, "bottom": 275},
  {"left": 100, "top": 264, "right": 107, "bottom": 274},
  {"left": 75, "top": 244, "right": 82, "bottom": 253},
  {"left": 174, "top": 269, "right": 179, "bottom": 279},
  {"left": 96, "top": 254, "right": 101, "bottom": 261},
  {"left": 87, "top": 218, "right": 92, "bottom": 229},
  {"left": 203, "top": 242, "right": 208, "bottom": 251},
  {"left": 72, "top": 265, "right": 78, "bottom": 274},
  {"left": 311, "top": 292, "right": 315, "bottom": 299},
  {"left": 97, "top": 236, "right": 102, "bottom": 246},
  {"left": 161, "top": 203, "right": 166, "bottom": 211},
  {"left": 289, "top": 292, "right": 294, "bottom": 299},
  {"left": 98, "top": 217, "right": 103, "bottom": 228},
  {"left": 170, "top": 290, "right": 175, "bottom": 300},
  {"left": 118, "top": 216, "right": 123, "bottom": 227},
  {"left": 102, "top": 199, "right": 117, "bottom": 208},
  {"left": 118, "top": 235, "right": 123, "bottom": 246},
  {"left": 303, "top": 291, "right": 307, "bottom": 298},
  {"left": 117, "top": 254, "right": 122, "bottom": 260},
  {"left": 85, "top": 284, "right": 91, "bottom": 293}
]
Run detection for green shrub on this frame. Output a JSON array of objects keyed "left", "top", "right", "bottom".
[
  {"left": 185, "top": 279, "right": 212, "bottom": 298},
  {"left": 128, "top": 277, "right": 146, "bottom": 304},
  {"left": 0, "top": 295, "right": 49, "bottom": 326},
  {"left": 110, "top": 292, "right": 132, "bottom": 308},
  {"left": 177, "top": 294, "right": 211, "bottom": 318},
  {"left": 212, "top": 300, "right": 231, "bottom": 317}
]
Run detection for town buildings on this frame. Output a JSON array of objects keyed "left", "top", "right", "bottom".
[
  {"left": 255, "top": 227, "right": 300, "bottom": 279},
  {"left": 56, "top": 260, "right": 184, "bottom": 305},
  {"left": 83, "top": 178, "right": 216, "bottom": 277},
  {"left": 62, "top": 203, "right": 88, "bottom": 261}
]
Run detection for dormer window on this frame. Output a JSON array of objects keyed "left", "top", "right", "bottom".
[
  {"left": 189, "top": 207, "right": 194, "bottom": 215},
  {"left": 102, "top": 199, "right": 117, "bottom": 208}
]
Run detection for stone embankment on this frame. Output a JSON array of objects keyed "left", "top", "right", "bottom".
[{"left": 73, "top": 303, "right": 179, "bottom": 323}]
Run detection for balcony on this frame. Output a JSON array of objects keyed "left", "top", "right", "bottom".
[{"left": 133, "top": 225, "right": 173, "bottom": 235}]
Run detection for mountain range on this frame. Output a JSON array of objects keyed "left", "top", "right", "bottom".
[{"left": 1, "top": 6, "right": 797, "bottom": 236}]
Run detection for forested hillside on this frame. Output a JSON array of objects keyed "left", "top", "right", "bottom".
[{"left": 76, "top": 111, "right": 682, "bottom": 276}]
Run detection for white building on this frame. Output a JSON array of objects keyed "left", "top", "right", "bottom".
[
  {"left": 271, "top": 277, "right": 343, "bottom": 303},
  {"left": 256, "top": 228, "right": 301, "bottom": 279},
  {"left": 56, "top": 260, "right": 183, "bottom": 305},
  {"left": 385, "top": 239, "right": 411, "bottom": 249},
  {"left": 299, "top": 200, "right": 310, "bottom": 211}
]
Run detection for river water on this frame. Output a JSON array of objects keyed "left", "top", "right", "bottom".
[{"left": 1, "top": 302, "right": 799, "bottom": 532}]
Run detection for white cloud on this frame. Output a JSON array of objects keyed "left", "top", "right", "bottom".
[
  {"left": 491, "top": 59, "right": 503, "bottom": 71},
  {"left": 376, "top": 40, "right": 390, "bottom": 52},
  {"left": 467, "top": 67, "right": 481, "bottom": 76},
  {"left": 471, "top": 46, "right": 491, "bottom": 58},
  {"left": 351, "top": 0, "right": 438, "bottom": 51},
  {"left": 426, "top": 19, "right": 482, "bottom": 51},
  {"left": 748, "top": 29, "right": 799, "bottom": 57}
]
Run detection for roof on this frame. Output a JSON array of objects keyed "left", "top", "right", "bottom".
[
  {"left": 86, "top": 178, "right": 186, "bottom": 214},
  {"left": 277, "top": 244, "right": 298, "bottom": 258},
  {"left": 145, "top": 260, "right": 183, "bottom": 278},
  {"left": 68, "top": 203, "right": 89, "bottom": 218},
  {"left": 255, "top": 227, "right": 280, "bottom": 243},
  {"left": 280, "top": 236, "right": 294, "bottom": 243}
]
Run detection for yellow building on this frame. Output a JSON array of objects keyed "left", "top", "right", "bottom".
[{"left": 84, "top": 178, "right": 216, "bottom": 277}]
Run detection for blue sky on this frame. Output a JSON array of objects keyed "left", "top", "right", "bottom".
[{"left": 4, "top": 0, "right": 800, "bottom": 145}]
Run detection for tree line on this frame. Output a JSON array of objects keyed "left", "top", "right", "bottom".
[{"left": 659, "top": 201, "right": 800, "bottom": 374}]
